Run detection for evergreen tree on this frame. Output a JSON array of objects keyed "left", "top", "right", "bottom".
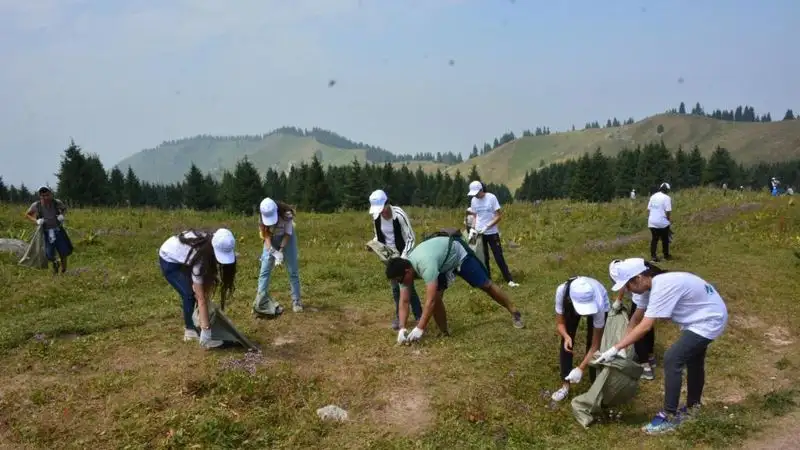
[
  {"left": 343, "top": 158, "right": 367, "bottom": 209},
  {"left": 305, "top": 155, "right": 336, "bottom": 212},
  {"left": 124, "top": 166, "right": 143, "bottom": 206},
  {"left": 56, "top": 139, "right": 88, "bottom": 206},
  {"left": 703, "top": 146, "right": 737, "bottom": 186},
  {"left": 784, "top": 109, "right": 795, "bottom": 121},
  {"left": 230, "top": 157, "right": 263, "bottom": 214},
  {"left": 108, "top": 167, "right": 126, "bottom": 206},
  {"left": 0, "top": 176, "right": 7, "bottom": 202},
  {"left": 467, "top": 165, "right": 481, "bottom": 182},
  {"left": 678, "top": 102, "right": 686, "bottom": 114},
  {"left": 687, "top": 145, "right": 706, "bottom": 187}
]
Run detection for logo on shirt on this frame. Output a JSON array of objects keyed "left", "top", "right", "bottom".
[{"left": 705, "top": 284, "right": 715, "bottom": 295}]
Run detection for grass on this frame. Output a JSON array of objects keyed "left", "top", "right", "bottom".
[
  {"left": 0, "top": 188, "right": 799, "bottom": 449},
  {"left": 448, "top": 113, "right": 800, "bottom": 189}
]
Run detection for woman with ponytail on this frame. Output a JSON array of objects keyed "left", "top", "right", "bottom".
[
  {"left": 550, "top": 276, "right": 610, "bottom": 402},
  {"left": 158, "top": 228, "right": 238, "bottom": 349}
]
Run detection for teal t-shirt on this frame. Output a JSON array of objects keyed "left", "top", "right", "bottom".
[{"left": 402, "top": 236, "right": 467, "bottom": 286}]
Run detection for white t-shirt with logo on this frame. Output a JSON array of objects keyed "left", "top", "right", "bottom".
[
  {"left": 554, "top": 277, "right": 611, "bottom": 328},
  {"left": 644, "top": 272, "right": 728, "bottom": 340},
  {"left": 159, "top": 231, "right": 206, "bottom": 284},
  {"left": 647, "top": 192, "right": 672, "bottom": 228},
  {"left": 468, "top": 193, "right": 501, "bottom": 235}
]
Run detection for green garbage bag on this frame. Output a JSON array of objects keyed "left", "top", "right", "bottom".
[
  {"left": 18, "top": 224, "right": 49, "bottom": 269},
  {"left": 192, "top": 300, "right": 260, "bottom": 351},
  {"left": 571, "top": 300, "right": 644, "bottom": 428}
]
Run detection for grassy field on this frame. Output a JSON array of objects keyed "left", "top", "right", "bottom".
[
  {"left": 448, "top": 114, "right": 800, "bottom": 190},
  {"left": 0, "top": 189, "right": 799, "bottom": 449}
]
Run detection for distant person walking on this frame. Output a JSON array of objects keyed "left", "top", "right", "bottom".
[
  {"left": 647, "top": 182, "right": 672, "bottom": 262},
  {"left": 596, "top": 257, "right": 728, "bottom": 434},
  {"left": 367, "top": 189, "right": 423, "bottom": 329},
  {"left": 549, "top": 276, "right": 610, "bottom": 402},
  {"left": 25, "top": 186, "right": 72, "bottom": 274},
  {"left": 466, "top": 180, "right": 519, "bottom": 287},
  {"left": 385, "top": 233, "right": 524, "bottom": 344},
  {"left": 158, "top": 228, "right": 238, "bottom": 348},
  {"left": 630, "top": 189, "right": 636, "bottom": 200},
  {"left": 255, "top": 197, "right": 303, "bottom": 314}
]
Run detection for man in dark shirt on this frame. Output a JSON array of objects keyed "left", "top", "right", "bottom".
[{"left": 25, "top": 186, "right": 72, "bottom": 273}]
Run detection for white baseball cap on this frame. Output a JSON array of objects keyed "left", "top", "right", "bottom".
[
  {"left": 567, "top": 277, "right": 600, "bottom": 316},
  {"left": 609, "top": 257, "right": 647, "bottom": 291},
  {"left": 660, "top": 182, "right": 671, "bottom": 190},
  {"left": 259, "top": 197, "right": 279, "bottom": 226},
  {"left": 368, "top": 189, "right": 388, "bottom": 219},
  {"left": 211, "top": 228, "right": 236, "bottom": 264},
  {"left": 467, "top": 180, "right": 483, "bottom": 196}
]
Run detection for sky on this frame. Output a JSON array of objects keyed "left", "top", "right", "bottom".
[{"left": 0, "top": 0, "right": 797, "bottom": 188}]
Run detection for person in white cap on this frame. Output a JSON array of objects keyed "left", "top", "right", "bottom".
[
  {"left": 25, "top": 186, "right": 72, "bottom": 274},
  {"left": 647, "top": 182, "right": 672, "bottom": 262},
  {"left": 630, "top": 189, "right": 636, "bottom": 200},
  {"left": 609, "top": 259, "right": 657, "bottom": 381},
  {"left": 368, "top": 189, "right": 423, "bottom": 329},
  {"left": 595, "top": 257, "right": 728, "bottom": 434},
  {"left": 550, "top": 276, "right": 610, "bottom": 402},
  {"left": 257, "top": 197, "right": 303, "bottom": 313},
  {"left": 158, "top": 228, "right": 238, "bottom": 349},
  {"left": 466, "top": 180, "right": 519, "bottom": 287}
]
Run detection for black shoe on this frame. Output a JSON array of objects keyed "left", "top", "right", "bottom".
[
  {"left": 651, "top": 256, "right": 661, "bottom": 263},
  {"left": 52, "top": 261, "right": 60, "bottom": 274}
]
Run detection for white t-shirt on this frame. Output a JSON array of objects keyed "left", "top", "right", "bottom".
[
  {"left": 379, "top": 216, "right": 396, "bottom": 248},
  {"left": 270, "top": 213, "right": 295, "bottom": 236},
  {"left": 644, "top": 272, "right": 728, "bottom": 340},
  {"left": 469, "top": 192, "right": 501, "bottom": 235},
  {"left": 647, "top": 192, "right": 672, "bottom": 228},
  {"left": 632, "top": 292, "right": 650, "bottom": 308},
  {"left": 554, "top": 277, "right": 611, "bottom": 328},
  {"left": 159, "top": 231, "right": 206, "bottom": 284}
]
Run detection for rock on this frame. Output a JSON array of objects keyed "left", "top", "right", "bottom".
[
  {"left": 0, "top": 238, "right": 28, "bottom": 258},
  {"left": 316, "top": 404, "right": 348, "bottom": 422}
]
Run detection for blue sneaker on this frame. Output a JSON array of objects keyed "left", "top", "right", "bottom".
[{"left": 642, "top": 411, "right": 680, "bottom": 434}]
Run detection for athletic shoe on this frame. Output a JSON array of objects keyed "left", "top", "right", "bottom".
[
  {"left": 512, "top": 311, "right": 524, "bottom": 329},
  {"left": 551, "top": 386, "right": 569, "bottom": 402}
]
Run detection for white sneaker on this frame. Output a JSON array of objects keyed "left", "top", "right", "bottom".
[
  {"left": 508, "top": 281, "right": 520, "bottom": 287},
  {"left": 199, "top": 329, "right": 223, "bottom": 349},
  {"left": 183, "top": 329, "right": 199, "bottom": 341},
  {"left": 292, "top": 302, "right": 304, "bottom": 313},
  {"left": 551, "top": 386, "right": 569, "bottom": 402}
]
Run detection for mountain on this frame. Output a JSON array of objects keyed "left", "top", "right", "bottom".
[{"left": 448, "top": 113, "right": 800, "bottom": 190}]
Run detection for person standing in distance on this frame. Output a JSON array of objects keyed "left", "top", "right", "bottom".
[
  {"left": 596, "top": 257, "right": 728, "bottom": 434},
  {"left": 647, "top": 182, "right": 672, "bottom": 262},
  {"left": 466, "top": 180, "right": 519, "bottom": 287},
  {"left": 367, "top": 189, "right": 423, "bottom": 330},
  {"left": 25, "top": 186, "right": 72, "bottom": 274}
]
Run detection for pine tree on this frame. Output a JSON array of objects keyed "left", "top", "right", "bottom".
[
  {"left": 108, "top": 167, "right": 126, "bottom": 206},
  {"left": 56, "top": 139, "right": 88, "bottom": 206},
  {"left": 305, "top": 155, "right": 336, "bottom": 212},
  {"left": 703, "top": 146, "right": 737, "bottom": 186},
  {"left": 687, "top": 145, "right": 706, "bottom": 187},
  {"left": 343, "top": 158, "right": 367, "bottom": 209},
  {"left": 124, "top": 166, "right": 143, "bottom": 206},
  {"left": 230, "top": 157, "right": 263, "bottom": 214},
  {"left": 467, "top": 165, "right": 481, "bottom": 182},
  {"left": 0, "top": 177, "right": 8, "bottom": 202}
]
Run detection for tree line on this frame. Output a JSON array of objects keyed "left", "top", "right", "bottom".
[
  {"left": 515, "top": 141, "right": 800, "bottom": 203},
  {"left": 0, "top": 140, "right": 511, "bottom": 213},
  {"left": 669, "top": 102, "right": 797, "bottom": 122}
]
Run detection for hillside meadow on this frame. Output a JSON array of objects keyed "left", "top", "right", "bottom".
[{"left": 0, "top": 189, "right": 799, "bottom": 449}]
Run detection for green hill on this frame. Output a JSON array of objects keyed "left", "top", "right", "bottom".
[{"left": 448, "top": 114, "right": 800, "bottom": 190}]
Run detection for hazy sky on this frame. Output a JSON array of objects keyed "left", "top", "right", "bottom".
[{"left": 1, "top": 0, "right": 797, "bottom": 188}]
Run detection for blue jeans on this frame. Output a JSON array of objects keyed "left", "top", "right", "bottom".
[
  {"left": 44, "top": 227, "right": 72, "bottom": 261},
  {"left": 159, "top": 256, "right": 196, "bottom": 330},
  {"left": 258, "top": 232, "right": 301, "bottom": 304},
  {"left": 392, "top": 280, "right": 422, "bottom": 320}
]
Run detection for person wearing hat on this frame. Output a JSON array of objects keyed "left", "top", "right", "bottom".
[
  {"left": 596, "top": 257, "right": 728, "bottom": 434},
  {"left": 609, "top": 259, "right": 657, "bottom": 381},
  {"left": 368, "top": 189, "right": 423, "bottom": 329},
  {"left": 158, "top": 228, "right": 238, "bottom": 349},
  {"left": 550, "top": 276, "right": 610, "bottom": 402},
  {"left": 465, "top": 180, "right": 519, "bottom": 287},
  {"left": 647, "top": 182, "right": 672, "bottom": 262},
  {"left": 385, "top": 233, "right": 524, "bottom": 345},
  {"left": 257, "top": 197, "right": 303, "bottom": 313},
  {"left": 25, "top": 186, "right": 72, "bottom": 274}
]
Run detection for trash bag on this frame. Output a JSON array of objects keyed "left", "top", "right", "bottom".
[
  {"left": 571, "top": 300, "right": 644, "bottom": 428},
  {"left": 18, "top": 225, "right": 49, "bottom": 269},
  {"left": 252, "top": 291, "right": 284, "bottom": 318},
  {"left": 193, "top": 300, "right": 260, "bottom": 351},
  {"left": 467, "top": 232, "right": 486, "bottom": 267},
  {"left": 365, "top": 240, "right": 400, "bottom": 265}
]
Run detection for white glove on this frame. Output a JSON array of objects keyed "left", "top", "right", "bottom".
[
  {"left": 406, "top": 327, "right": 424, "bottom": 343},
  {"left": 467, "top": 229, "right": 478, "bottom": 241},
  {"left": 397, "top": 328, "right": 408, "bottom": 345},
  {"left": 36, "top": 218, "right": 44, "bottom": 225},
  {"left": 595, "top": 346, "right": 626, "bottom": 364},
  {"left": 272, "top": 250, "right": 284, "bottom": 266},
  {"left": 57, "top": 214, "right": 64, "bottom": 222},
  {"left": 565, "top": 368, "right": 583, "bottom": 384},
  {"left": 476, "top": 227, "right": 486, "bottom": 234},
  {"left": 199, "top": 329, "right": 214, "bottom": 346}
]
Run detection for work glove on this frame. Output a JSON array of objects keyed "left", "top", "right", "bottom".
[
  {"left": 397, "top": 328, "right": 408, "bottom": 345},
  {"left": 199, "top": 329, "right": 214, "bottom": 346},
  {"left": 272, "top": 250, "right": 284, "bottom": 266},
  {"left": 595, "top": 346, "right": 626, "bottom": 364},
  {"left": 475, "top": 227, "right": 486, "bottom": 234},
  {"left": 564, "top": 368, "right": 583, "bottom": 384},
  {"left": 57, "top": 214, "right": 64, "bottom": 222},
  {"left": 36, "top": 218, "right": 44, "bottom": 226},
  {"left": 406, "top": 327, "right": 424, "bottom": 343}
]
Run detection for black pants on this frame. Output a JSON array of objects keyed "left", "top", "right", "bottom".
[
  {"left": 629, "top": 302, "right": 656, "bottom": 363},
  {"left": 663, "top": 330, "right": 712, "bottom": 414},
  {"left": 559, "top": 314, "right": 598, "bottom": 382},
  {"left": 481, "top": 233, "right": 514, "bottom": 282},
  {"left": 649, "top": 226, "right": 671, "bottom": 259}
]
